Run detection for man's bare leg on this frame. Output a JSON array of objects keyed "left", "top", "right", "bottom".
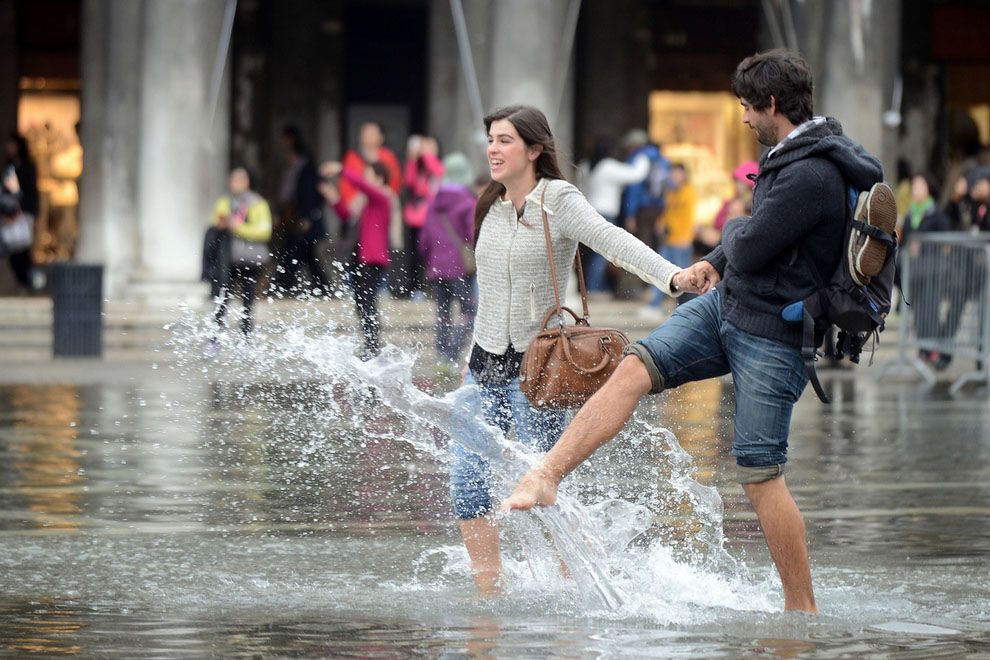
[
  {"left": 743, "top": 476, "right": 818, "bottom": 613},
  {"left": 459, "top": 516, "right": 502, "bottom": 596},
  {"left": 504, "top": 356, "right": 653, "bottom": 510}
]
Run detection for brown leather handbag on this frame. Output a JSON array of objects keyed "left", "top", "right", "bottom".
[{"left": 519, "top": 189, "right": 630, "bottom": 409}]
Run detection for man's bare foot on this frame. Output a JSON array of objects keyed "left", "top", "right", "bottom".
[{"left": 501, "top": 468, "right": 560, "bottom": 512}]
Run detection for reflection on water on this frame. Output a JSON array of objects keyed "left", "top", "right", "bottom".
[
  {"left": 0, "top": 350, "right": 989, "bottom": 655},
  {"left": 4, "top": 385, "right": 84, "bottom": 530}
]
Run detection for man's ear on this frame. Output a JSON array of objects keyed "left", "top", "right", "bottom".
[
  {"left": 528, "top": 144, "right": 544, "bottom": 161},
  {"left": 768, "top": 95, "right": 778, "bottom": 116}
]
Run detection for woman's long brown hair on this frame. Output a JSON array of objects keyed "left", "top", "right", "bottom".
[{"left": 474, "top": 105, "right": 567, "bottom": 243}]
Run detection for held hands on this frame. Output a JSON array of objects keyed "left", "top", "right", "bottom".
[
  {"left": 671, "top": 260, "right": 721, "bottom": 295},
  {"left": 500, "top": 467, "right": 560, "bottom": 512}
]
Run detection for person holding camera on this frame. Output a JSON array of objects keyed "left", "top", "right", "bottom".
[{"left": 319, "top": 159, "right": 397, "bottom": 360}]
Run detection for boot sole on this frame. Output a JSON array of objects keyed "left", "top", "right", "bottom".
[{"left": 851, "top": 182, "right": 897, "bottom": 283}]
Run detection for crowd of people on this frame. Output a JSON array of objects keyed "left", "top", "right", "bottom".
[
  {"left": 202, "top": 122, "right": 482, "bottom": 366},
  {"left": 895, "top": 157, "right": 990, "bottom": 370},
  {"left": 579, "top": 128, "right": 759, "bottom": 318}
]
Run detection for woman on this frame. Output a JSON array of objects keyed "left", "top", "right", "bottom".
[
  {"left": 451, "top": 105, "right": 697, "bottom": 596},
  {"left": 205, "top": 167, "right": 273, "bottom": 356},
  {"left": 320, "top": 160, "right": 396, "bottom": 360},
  {"left": 697, "top": 160, "right": 757, "bottom": 251}
]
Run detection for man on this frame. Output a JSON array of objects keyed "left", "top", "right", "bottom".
[
  {"left": 503, "top": 49, "right": 891, "bottom": 613},
  {"left": 272, "top": 125, "right": 332, "bottom": 296},
  {"left": 340, "top": 122, "right": 402, "bottom": 206}
]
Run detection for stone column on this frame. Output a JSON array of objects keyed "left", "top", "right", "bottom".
[
  {"left": 76, "top": 0, "right": 109, "bottom": 273},
  {"left": 428, "top": 0, "right": 493, "bottom": 170},
  {"left": 134, "top": 0, "right": 228, "bottom": 291},
  {"left": 490, "top": 0, "right": 576, "bottom": 160},
  {"left": 798, "top": 0, "right": 901, "bottom": 179},
  {"left": 76, "top": 0, "right": 144, "bottom": 297}
]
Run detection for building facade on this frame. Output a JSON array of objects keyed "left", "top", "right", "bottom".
[{"left": 1, "top": 0, "right": 987, "bottom": 297}]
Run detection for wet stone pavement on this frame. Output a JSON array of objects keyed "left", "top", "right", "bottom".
[{"left": 0, "top": 340, "right": 988, "bottom": 657}]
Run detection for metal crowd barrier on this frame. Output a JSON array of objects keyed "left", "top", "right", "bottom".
[{"left": 881, "top": 232, "right": 990, "bottom": 393}]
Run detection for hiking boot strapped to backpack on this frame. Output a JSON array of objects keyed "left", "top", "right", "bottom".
[{"left": 782, "top": 182, "right": 898, "bottom": 403}]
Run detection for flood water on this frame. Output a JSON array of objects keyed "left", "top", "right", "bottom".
[{"left": 0, "top": 311, "right": 988, "bottom": 657}]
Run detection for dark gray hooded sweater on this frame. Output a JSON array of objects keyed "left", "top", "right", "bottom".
[{"left": 704, "top": 117, "right": 884, "bottom": 347}]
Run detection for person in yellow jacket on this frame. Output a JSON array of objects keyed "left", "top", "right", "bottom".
[
  {"left": 205, "top": 166, "right": 272, "bottom": 356},
  {"left": 645, "top": 163, "right": 696, "bottom": 312}
]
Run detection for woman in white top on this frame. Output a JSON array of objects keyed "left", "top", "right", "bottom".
[
  {"left": 450, "top": 105, "right": 701, "bottom": 596},
  {"left": 584, "top": 135, "right": 651, "bottom": 292}
]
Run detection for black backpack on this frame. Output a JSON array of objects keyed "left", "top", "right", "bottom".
[{"left": 782, "top": 184, "right": 898, "bottom": 403}]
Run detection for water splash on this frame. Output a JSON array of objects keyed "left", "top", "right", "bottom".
[{"left": 164, "top": 299, "right": 775, "bottom": 621}]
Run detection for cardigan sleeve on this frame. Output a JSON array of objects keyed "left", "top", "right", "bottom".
[{"left": 550, "top": 181, "right": 681, "bottom": 295}]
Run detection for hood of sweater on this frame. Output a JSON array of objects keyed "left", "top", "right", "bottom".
[{"left": 761, "top": 117, "right": 884, "bottom": 191}]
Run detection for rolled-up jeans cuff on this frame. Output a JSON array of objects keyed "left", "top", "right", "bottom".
[
  {"left": 736, "top": 463, "right": 785, "bottom": 484},
  {"left": 622, "top": 343, "right": 666, "bottom": 394}
]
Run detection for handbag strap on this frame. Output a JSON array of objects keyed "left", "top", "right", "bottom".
[{"left": 538, "top": 185, "right": 591, "bottom": 325}]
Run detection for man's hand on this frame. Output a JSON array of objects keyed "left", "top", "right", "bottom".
[
  {"left": 673, "top": 260, "right": 720, "bottom": 294},
  {"left": 501, "top": 468, "right": 560, "bottom": 512}
]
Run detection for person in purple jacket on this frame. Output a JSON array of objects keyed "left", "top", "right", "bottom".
[{"left": 418, "top": 153, "right": 478, "bottom": 367}]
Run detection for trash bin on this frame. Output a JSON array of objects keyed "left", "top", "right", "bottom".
[{"left": 52, "top": 263, "right": 103, "bottom": 357}]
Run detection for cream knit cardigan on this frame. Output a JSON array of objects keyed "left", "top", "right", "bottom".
[{"left": 472, "top": 178, "right": 681, "bottom": 355}]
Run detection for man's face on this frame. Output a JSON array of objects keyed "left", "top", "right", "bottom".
[{"left": 741, "top": 99, "right": 778, "bottom": 147}]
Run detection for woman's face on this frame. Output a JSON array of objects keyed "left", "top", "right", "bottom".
[
  {"left": 228, "top": 169, "right": 250, "bottom": 195},
  {"left": 487, "top": 119, "right": 537, "bottom": 185},
  {"left": 910, "top": 175, "right": 929, "bottom": 202}
]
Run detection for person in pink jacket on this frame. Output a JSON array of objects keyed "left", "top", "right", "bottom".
[{"left": 320, "top": 160, "right": 396, "bottom": 359}]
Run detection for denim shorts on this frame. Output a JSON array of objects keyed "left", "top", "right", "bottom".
[
  {"left": 623, "top": 289, "right": 808, "bottom": 481},
  {"left": 448, "top": 373, "right": 566, "bottom": 519}
]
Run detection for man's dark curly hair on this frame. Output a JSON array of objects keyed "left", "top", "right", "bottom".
[{"left": 731, "top": 49, "right": 814, "bottom": 125}]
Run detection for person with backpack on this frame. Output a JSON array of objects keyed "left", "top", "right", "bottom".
[
  {"left": 621, "top": 129, "right": 670, "bottom": 251},
  {"left": 418, "top": 152, "right": 477, "bottom": 369},
  {"left": 502, "top": 49, "right": 897, "bottom": 614}
]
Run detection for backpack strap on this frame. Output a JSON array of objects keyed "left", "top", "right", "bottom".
[
  {"left": 802, "top": 304, "right": 831, "bottom": 404},
  {"left": 850, "top": 219, "right": 897, "bottom": 247}
]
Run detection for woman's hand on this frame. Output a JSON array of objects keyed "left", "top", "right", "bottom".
[{"left": 318, "top": 180, "right": 340, "bottom": 204}]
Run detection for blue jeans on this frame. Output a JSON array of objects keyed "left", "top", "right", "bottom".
[
  {"left": 624, "top": 289, "right": 808, "bottom": 478},
  {"left": 651, "top": 244, "right": 694, "bottom": 306},
  {"left": 585, "top": 215, "right": 619, "bottom": 292},
  {"left": 449, "top": 374, "right": 566, "bottom": 519}
]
